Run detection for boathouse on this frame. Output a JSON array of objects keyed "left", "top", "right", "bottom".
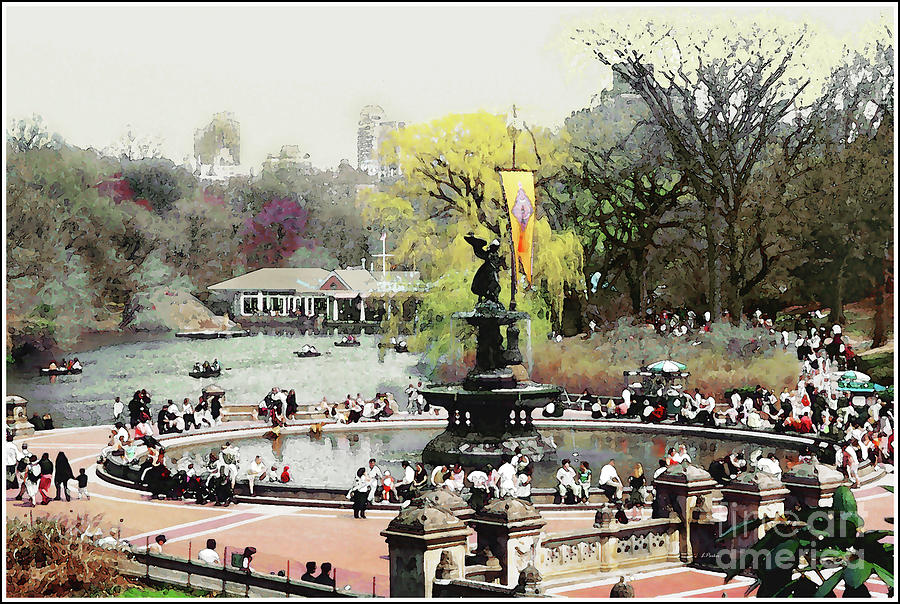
[{"left": 207, "top": 267, "right": 426, "bottom": 325}]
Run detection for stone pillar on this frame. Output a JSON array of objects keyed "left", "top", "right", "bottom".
[
  {"left": 782, "top": 462, "right": 844, "bottom": 509},
  {"left": 468, "top": 497, "right": 546, "bottom": 587},
  {"left": 381, "top": 500, "right": 470, "bottom": 598},
  {"left": 6, "top": 396, "right": 34, "bottom": 438},
  {"left": 720, "top": 471, "right": 789, "bottom": 550},
  {"left": 257, "top": 291, "right": 263, "bottom": 314},
  {"left": 651, "top": 463, "right": 719, "bottom": 562}
]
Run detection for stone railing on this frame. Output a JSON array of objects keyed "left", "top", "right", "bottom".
[
  {"left": 537, "top": 517, "right": 681, "bottom": 581},
  {"left": 118, "top": 552, "right": 366, "bottom": 598}
]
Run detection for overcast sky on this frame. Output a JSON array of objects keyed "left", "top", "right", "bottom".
[{"left": 4, "top": 3, "right": 894, "bottom": 170}]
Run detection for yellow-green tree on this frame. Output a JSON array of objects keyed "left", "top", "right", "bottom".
[{"left": 362, "top": 112, "right": 583, "bottom": 373}]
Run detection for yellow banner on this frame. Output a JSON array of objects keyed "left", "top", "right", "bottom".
[{"left": 499, "top": 170, "right": 536, "bottom": 285}]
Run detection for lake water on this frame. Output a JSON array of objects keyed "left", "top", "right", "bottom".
[
  {"left": 6, "top": 334, "right": 422, "bottom": 427},
  {"left": 169, "top": 427, "right": 800, "bottom": 489}
]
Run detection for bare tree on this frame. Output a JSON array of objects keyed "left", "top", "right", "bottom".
[
  {"left": 577, "top": 19, "right": 823, "bottom": 320},
  {"left": 104, "top": 126, "right": 164, "bottom": 161},
  {"left": 7, "top": 114, "right": 63, "bottom": 152}
]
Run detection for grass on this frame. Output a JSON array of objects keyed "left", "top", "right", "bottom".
[{"left": 528, "top": 320, "right": 798, "bottom": 397}]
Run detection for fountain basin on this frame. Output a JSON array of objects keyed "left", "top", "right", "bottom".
[{"left": 419, "top": 383, "right": 562, "bottom": 466}]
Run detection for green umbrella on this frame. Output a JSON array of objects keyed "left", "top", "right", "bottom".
[
  {"left": 647, "top": 360, "right": 687, "bottom": 373},
  {"left": 841, "top": 371, "right": 871, "bottom": 382}
]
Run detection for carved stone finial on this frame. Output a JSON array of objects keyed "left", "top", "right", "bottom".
[
  {"left": 610, "top": 576, "right": 635, "bottom": 598},
  {"left": 434, "top": 550, "right": 458, "bottom": 580},
  {"left": 514, "top": 563, "right": 542, "bottom": 595}
]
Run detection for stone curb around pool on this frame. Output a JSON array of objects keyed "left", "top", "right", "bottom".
[{"left": 93, "top": 416, "right": 885, "bottom": 511}]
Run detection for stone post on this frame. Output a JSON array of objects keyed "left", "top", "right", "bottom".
[
  {"left": 415, "top": 489, "right": 475, "bottom": 523},
  {"left": 468, "top": 497, "right": 546, "bottom": 587},
  {"left": 6, "top": 396, "right": 34, "bottom": 438},
  {"left": 380, "top": 499, "right": 471, "bottom": 598},
  {"left": 782, "top": 462, "right": 845, "bottom": 509},
  {"left": 651, "top": 463, "right": 718, "bottom": 563},
  {"left": 720, "top": 471, "right": 789, "bottom": 550}
]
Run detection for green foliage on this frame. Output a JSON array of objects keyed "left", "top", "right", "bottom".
[
  {"left": 364, "top": 112, "right": 584, "bottom": 365},
  {"left": 717, "top": 485, "right": 894, "bottom": 598}
]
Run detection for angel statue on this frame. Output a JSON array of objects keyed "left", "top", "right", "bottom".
[{"left": 465, "top": 233, "right": 502, "bottom": 305}]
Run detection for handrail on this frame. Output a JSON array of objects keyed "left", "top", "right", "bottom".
[{"left": 124, "top": 551, "right": 368, "bottom": 598}]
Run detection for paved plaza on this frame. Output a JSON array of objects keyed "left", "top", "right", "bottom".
[{"left": 6, "top": 423, "right": 894, "bottom": 598}]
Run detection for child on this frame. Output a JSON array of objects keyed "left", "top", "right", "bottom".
[
  {"left": 280, "top": 465, "right": 291, "bottom": 483},
  {"left": 381, "top": 470, "right": 396, "bottom": 502},
  {"left": 76, "top": 468, "right": 89, "bottom": 500}
]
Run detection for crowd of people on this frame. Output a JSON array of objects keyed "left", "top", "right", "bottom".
[
  {"left": 43, "top": 357, "right": 83, "bottom": 372},
  {"left": 257, "top": 387, "right": 412, "bottom": 426},
  {"left": 6, "top": 435, "right": 89, "bottom": 506}
]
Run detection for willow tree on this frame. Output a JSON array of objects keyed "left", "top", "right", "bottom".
[{"left": 363, "top": 112, "right": 583, "bottom": 360}]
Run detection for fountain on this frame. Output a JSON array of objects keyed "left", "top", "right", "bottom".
[{"left": 420, "top": 234, "right": 561, "bottom": 466}]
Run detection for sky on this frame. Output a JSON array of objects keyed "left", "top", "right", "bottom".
[{"left": 3, "top": 3, "right": 895, "bottom": 170}]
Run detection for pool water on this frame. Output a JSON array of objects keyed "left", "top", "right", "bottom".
[{"left": 167, "top": 427, "right": 801, "bottom": 489}]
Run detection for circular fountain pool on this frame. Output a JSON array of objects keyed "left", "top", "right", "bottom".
[{"left": 161, "top": 422, "right": 805, "bottom": 490}]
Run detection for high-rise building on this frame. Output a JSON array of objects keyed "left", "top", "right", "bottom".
[
  {"left": 192, "top": 112, "right": 247, "bottom": 181},
  {"left": 357, "top": 105, "right": 404, "bottom": 180}
]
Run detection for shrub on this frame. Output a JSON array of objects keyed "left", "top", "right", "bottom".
[{"left": 5, "top": 515, "right": 138, "bottom": 597}]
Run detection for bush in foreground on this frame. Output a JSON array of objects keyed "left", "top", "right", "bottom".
[{"left": 6, "top": 515, "right": 138, "bottom": 597}]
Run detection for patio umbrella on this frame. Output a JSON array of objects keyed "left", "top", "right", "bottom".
[
  {"left": 841, "top": 371, "right": 871, "bottom": 382},
  {"left": 838, "top": 380, "right": 884, "bottom": 394},
  {"left": 647, "top": 360, "right": 687, "bottom": 373}
]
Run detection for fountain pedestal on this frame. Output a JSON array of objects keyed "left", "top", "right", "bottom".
[{"left": 421, "top": 301, "right": 560, "bottom": 467}]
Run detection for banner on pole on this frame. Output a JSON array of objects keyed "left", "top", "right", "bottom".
[{"left": 498, "top": 170, "right": 536, "bottom": 285}]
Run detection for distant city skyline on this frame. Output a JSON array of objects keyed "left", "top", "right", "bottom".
[{"left": 4, "top": 3, "right": 893, "bottom": 170}]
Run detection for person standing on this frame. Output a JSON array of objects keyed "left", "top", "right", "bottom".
[
  {"left": 38, "top": 452, "right": 53, "bottom": 505},
  {"left": 497, "top": 455, "right": 518, "bottom": 498},
  {"left": 6, "top": 433, "right": 23, "bottom": 489},
  {"left": 405, "top": 382, "right": 418, "bottom": 414},
  {"left": 25, "top": 455, "right": 41, "bottom": 506},
  {"left": 347, "top": 468, "right": 370, "bottom": 519},
  {"left": 53, "top": 451, "right": 74, "bottom": 501},
  {"left": 182, "top": 398, "right": 196, "bottom": 432},
  {"left": 365, "top": 458, "right": 383, "bottom": 502},
  {"left": 113, "top": 397, "right": 124, "bottom": 424},
  {"left": 76, "top": 468, "right": 90, "bottom": 500},
  {"left": 210, "top": 396, "right": 222, "bottom": 425}
]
